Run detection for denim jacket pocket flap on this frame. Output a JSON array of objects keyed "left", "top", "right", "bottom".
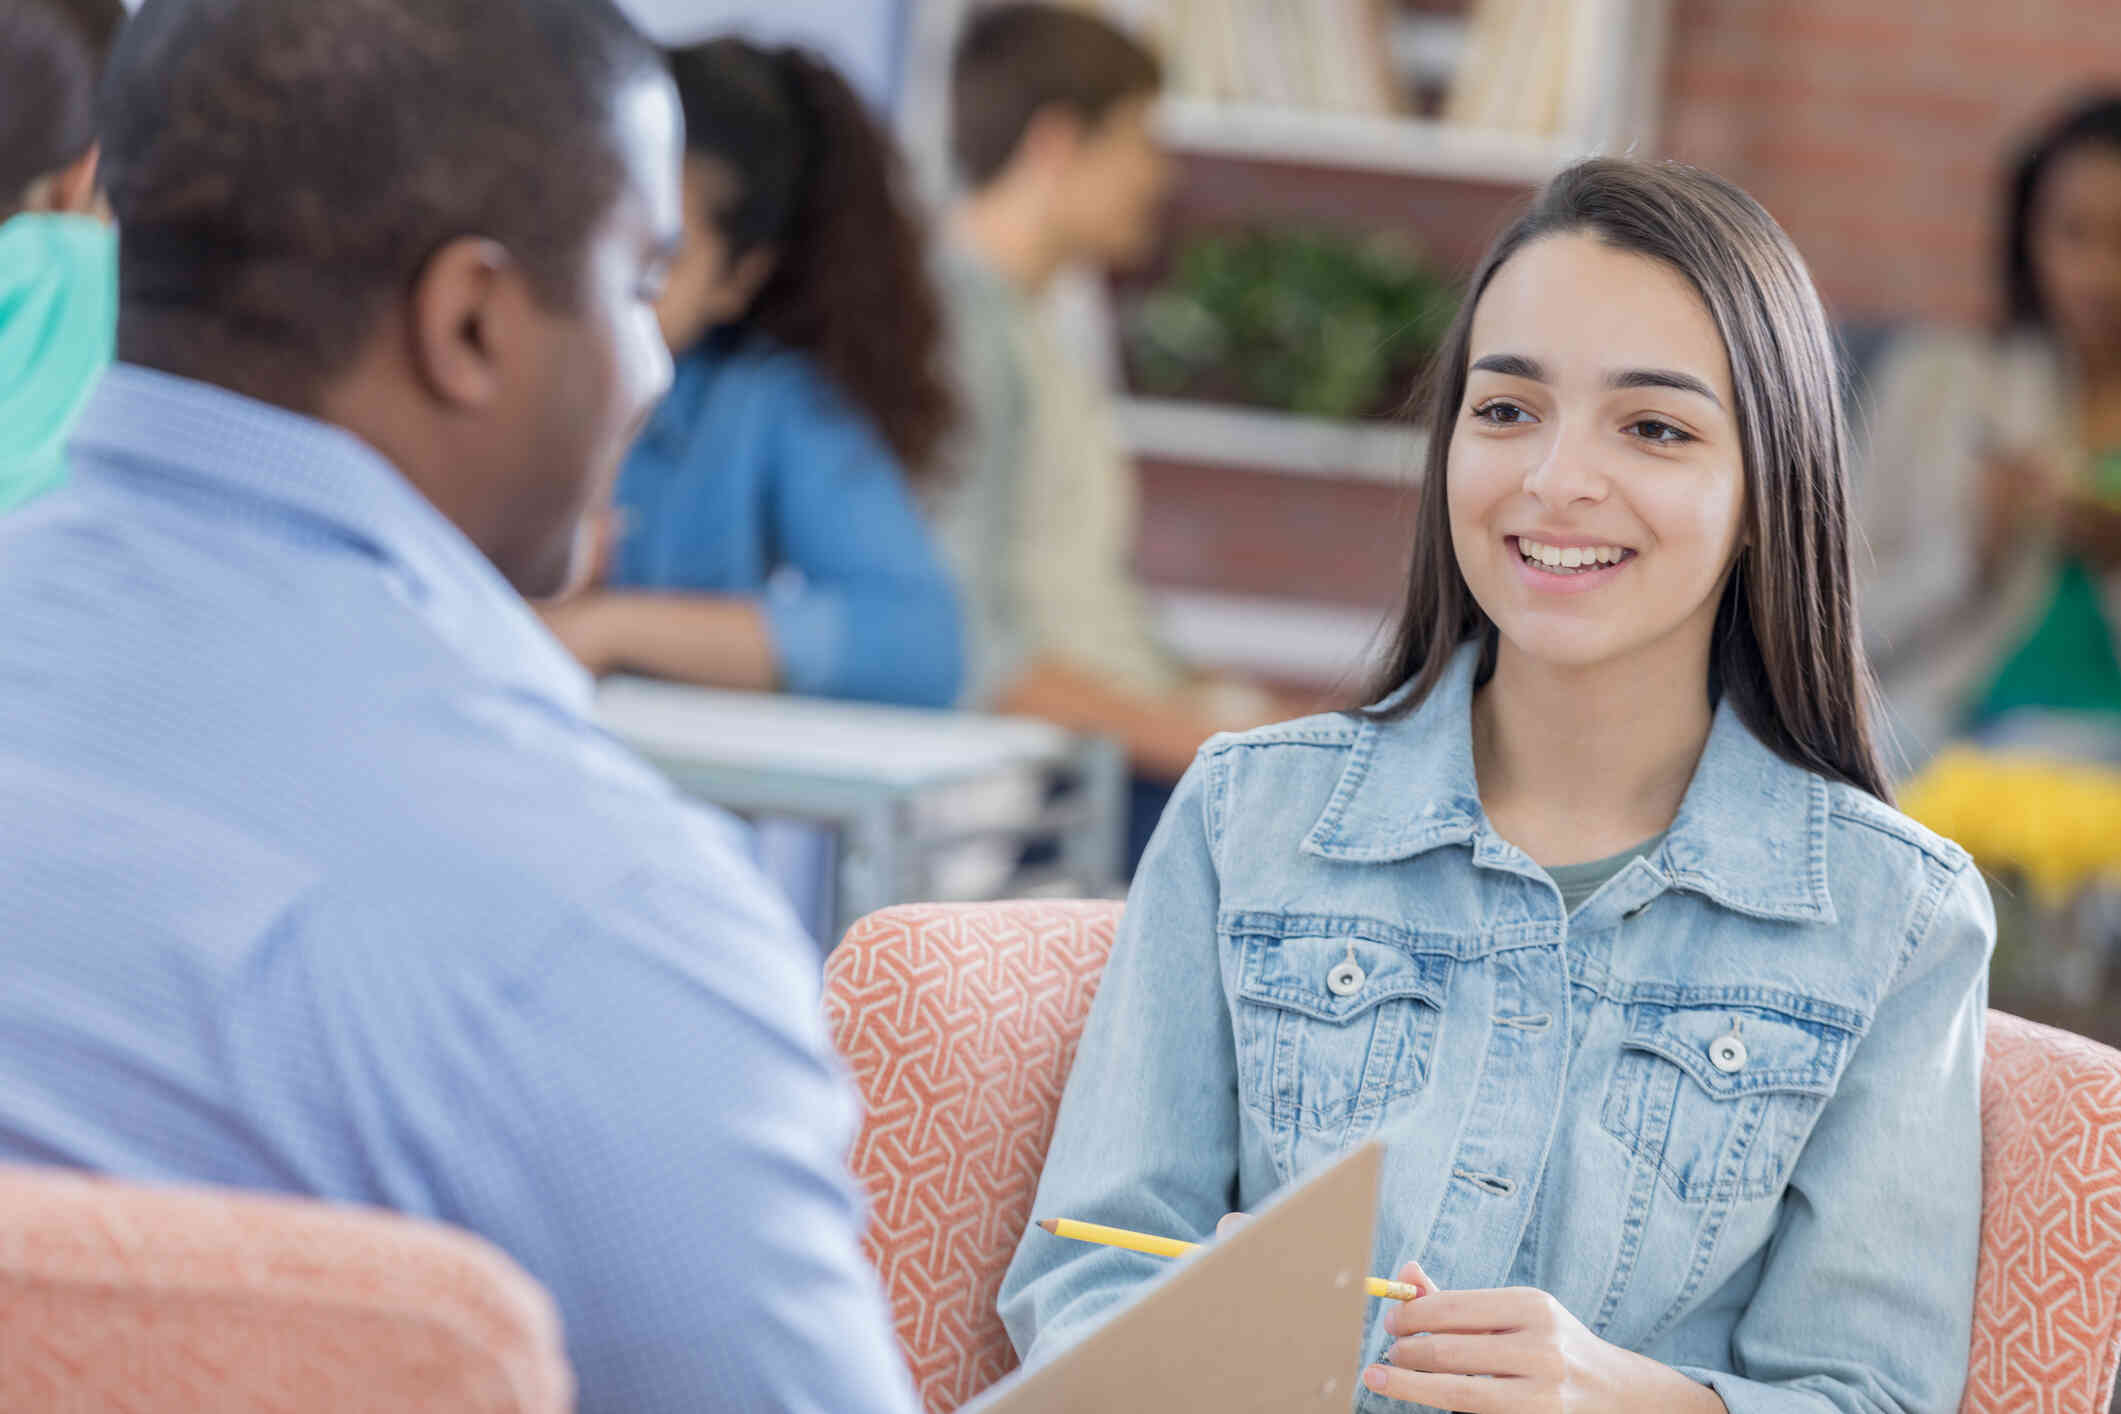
[
  {"left": 1237, "top": 933, "right": 1451, "bottom": 1025},
  {"left": 1620, "top": 1004, "right": 1852, "bottom": 1101}
]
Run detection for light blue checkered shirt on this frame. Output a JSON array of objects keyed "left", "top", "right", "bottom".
[{"left": 0, "top": 365, "right": 919, "bottom": 1414}]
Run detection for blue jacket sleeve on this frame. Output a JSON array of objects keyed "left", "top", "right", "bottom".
[
  {"left": 1672, "top": 858, "right": 1992, "bottom": 1414},
  {"left": 760, "top": 363, "right": 963, "bottom": 708},
  {"left": 997, "top": 756, "right": 1242, "bottom": 1363}
]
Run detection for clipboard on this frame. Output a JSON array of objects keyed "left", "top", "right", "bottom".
[{"left": 961, "top": 1141, "right": 1384, "bottom": 1413}]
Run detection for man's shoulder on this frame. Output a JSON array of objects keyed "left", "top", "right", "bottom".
[
  {"left": 0, "top": 460, "right": 812, "bottom": 1007},
  {"left": 933, "top": 241, "right": 1028, "bottom": 355},
  {"left": 3, "top": 572, "right": 789, "bottom": 991},
  {"left": 320, "top": 699, "right": 788, "bottom": 969},
  {"left": 313, "top": 810, "right": 804, "bottom": 998}
]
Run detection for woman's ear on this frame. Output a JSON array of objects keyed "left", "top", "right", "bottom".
[{"left": 724, "top": 245, "right": 778, "bottom": 311}]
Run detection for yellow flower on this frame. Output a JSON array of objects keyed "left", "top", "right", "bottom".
[{"left": 1901, "top": 749, "right": 2121, "bottom": 905}]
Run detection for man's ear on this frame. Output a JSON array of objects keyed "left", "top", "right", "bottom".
[
  {"left": 406, "top": 236, "right": 525, "bottom": 410},
  {"left": 22, "top": 145, "right": 101, "bottom": 215},
  {"left": 1011, "top": 104, "right": 1087, "bottom": 182}
]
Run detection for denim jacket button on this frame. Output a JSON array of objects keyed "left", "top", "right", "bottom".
[
  {"left": 1709, "top": 1034, "right": 1749, "bottom": 1073},
  {"left": 1326, "top": 960, "right": 1367, "bottom": 996}
]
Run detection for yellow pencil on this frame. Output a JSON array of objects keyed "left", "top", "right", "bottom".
[{"left": 1036, "top": 1217, "right": 1425, "bottom": 1302}]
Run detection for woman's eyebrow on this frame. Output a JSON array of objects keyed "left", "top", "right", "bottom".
[
  {"left": 1469, "top": 354, "right": 1724, "bottom": 411},
  {"left": 1469, "top": 352, "right": 1545, "bottom": 380},
  {"left": 1607, "top": 366, "right": 1723, "bottom": 408}
]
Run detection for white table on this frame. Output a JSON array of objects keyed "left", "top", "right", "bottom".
[{"left": 596, "top": 677, "right": 1127, "bottom": 940}]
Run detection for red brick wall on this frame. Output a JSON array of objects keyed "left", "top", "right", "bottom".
[{"left": 1659, "top": 0, "right": 2121, "bottom": 326}]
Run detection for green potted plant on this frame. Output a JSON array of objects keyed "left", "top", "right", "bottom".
[{"left": 1125, "top": 227, "right": 1458, "bottom": 421}]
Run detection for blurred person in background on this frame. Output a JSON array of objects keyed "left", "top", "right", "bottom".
[
  {"left": 0, "top": 1, "right": 922, "bottom": 1410},
  {"left": 1860, "top": 94, "right": 2121, "bottom": 773},
  {"left": 0, "top": 0, "right": 124, "bottom": 513},
  {"left": 538, "top": 37, "right": 963, "bottom": 709},
  {"left": 934, "top": 2, "right": 1304, "bottom": 871}
]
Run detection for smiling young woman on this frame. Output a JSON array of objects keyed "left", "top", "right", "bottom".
[{"left": 999, "top": 160, "right": 1994, "bottom": 1414}]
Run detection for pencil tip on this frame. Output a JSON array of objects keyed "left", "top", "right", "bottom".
[{"left": 1036, "top": 1218, "right": 1058, "bottom": 1234}]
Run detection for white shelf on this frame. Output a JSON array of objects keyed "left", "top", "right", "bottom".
[
  {"left": 1156, "top": 98, "right": 1587, "bottom": 185},
  {"left": 1119, "top": 396, "right": 1425, "bottom": 485},
  {"left": 1151, "top": 589, "right": 1392, "bottom": 688}
]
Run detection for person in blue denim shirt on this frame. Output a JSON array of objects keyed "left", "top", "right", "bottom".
[
  {"left": 539, "top": 39, "right": 962, "bottom": 708},
  {"left": 1002, "top": 160, "right": 1994, "bottom": 1413}
]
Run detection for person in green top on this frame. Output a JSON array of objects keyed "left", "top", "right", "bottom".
[
  {"left": 1973, "top": 448, "right": 2121, "bottom": 731},
  {"left": 1859, "top": 94, "right": 2121, "bottom": 770},
  {"left": 0, "top": 0, "right": 125, "bottom": 515}
]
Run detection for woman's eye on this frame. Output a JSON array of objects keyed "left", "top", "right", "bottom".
[
  {"left": 1628, "top": 418, "right": 1693, "bottom": 445},
  {"left": 1472, "top": 401, "right": 1532, "bottom": 426}
]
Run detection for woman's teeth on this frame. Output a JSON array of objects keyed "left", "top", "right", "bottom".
[{"left": 1517, "top": 537, "right": 1627, "bottom": 573}]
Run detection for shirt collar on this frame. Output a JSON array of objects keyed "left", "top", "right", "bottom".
[
  {"left": 1304, "top": 640, "right": 1835, "bottom": 923},
  {"left": 68, "top": 364, "right": 595, "bottom": 715},
  {"left": 939, "top": 233, "right": 1030, "bottom": 312}
]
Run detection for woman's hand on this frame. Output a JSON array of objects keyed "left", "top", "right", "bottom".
[
  {"left": 535, "top": 594, "right": 617, "bottom": 676},
  {"left": 1366, "top": 1286, "right": 1726, "bottom": 1413},
  {"left": 1975, "top": 448, "right": 2069, "bottom": 582},
  {"left": 2057, "top": 488, "right": 2121, "bottom": 570},
  {"left": 533, "top": 508, "right": 625, "bottom": 675}
]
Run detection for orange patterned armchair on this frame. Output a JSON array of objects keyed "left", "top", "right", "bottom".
[
  {"left": 0, "top": 1167, "right": 572, "bottom": 1413},
  {"left": 1967, "top": 1013, "right": 2121, "bottom": 1412},
  {"left": 827, "top": 901, "right": 2121, "bottom": 1414}
]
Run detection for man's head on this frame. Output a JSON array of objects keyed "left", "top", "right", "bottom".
[
  {"left": 0, "top": 0, "right": 125, "bottom": 220},
  {"left": 101, "top": 0, "right": 684, "bottom": 598},
  {"left": 950, "top": 2, "right": 1168, "bottom": 270}
]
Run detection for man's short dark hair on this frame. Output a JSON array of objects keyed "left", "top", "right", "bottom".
[
  {"left": 0, "top": 0, "right": 109, "bottom": 217},
  {"left": 46, "top": 0, "right": 125, "bottom": 60},
  {"left": 100, "top": 0, "right": 664, "bottom": 407},
  {"left": 949, "top": 3, "right": 1162, "bottom": 190}
]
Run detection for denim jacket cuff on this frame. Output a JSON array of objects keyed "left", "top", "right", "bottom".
[{"left": 1668, "top": 1363, "right": 1843, "bottom": 1413}]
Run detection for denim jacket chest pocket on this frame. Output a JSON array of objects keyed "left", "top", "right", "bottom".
[
  {"left": 1599, "top": 997, "right": 1859, "bottom": 1204},
  {"left": 1228, "top": 921, "right": 1453, "bottom": 1135}
]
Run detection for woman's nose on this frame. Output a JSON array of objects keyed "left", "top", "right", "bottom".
[{"left": 1520, "top": 423, "right": 1609, "bottom": 508}]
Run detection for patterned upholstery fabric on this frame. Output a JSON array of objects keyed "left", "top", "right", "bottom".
[
  {"left": 827, "top": 900, "right": 1122, "bottom": 1413},
  {"left": 0, "top": 1167, "right": 572, "bottom": 1413},
  {"left": 832, "top": 902, "right": 2121, "bottom": 1414},
  {"left": 1963, "top": 1012, "right": 2121, "bottom": 1414}
]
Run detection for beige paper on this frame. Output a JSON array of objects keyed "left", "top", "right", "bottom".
[{"left": 964, "top": 1142, "right": 1383, "bottom": 1414}]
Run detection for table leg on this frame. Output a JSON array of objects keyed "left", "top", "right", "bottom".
[
  {"left": 836, "top": 798, "right": 917, "bottom": 942},
  {"left": 1063, "top": 736, "right": 1128, "bottom": 896}
]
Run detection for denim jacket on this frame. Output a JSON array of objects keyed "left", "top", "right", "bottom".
[
  {"left": 613, "top": 336, "right": 963, "bottom": 708},
  {"left": 1000, "top": 644, "right": 1993, "bottom": 1413}
]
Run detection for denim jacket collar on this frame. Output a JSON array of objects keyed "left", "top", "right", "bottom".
[{"left": 1303, "top": 642, "right": 1836, "bottom": 924}]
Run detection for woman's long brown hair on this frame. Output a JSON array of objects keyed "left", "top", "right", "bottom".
[
  {"left": 1365, "top": 159, "right": 1893, "bottom": 803},
  {"left": 666, "top": 39, "right": 955, "bottom": 478}
]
